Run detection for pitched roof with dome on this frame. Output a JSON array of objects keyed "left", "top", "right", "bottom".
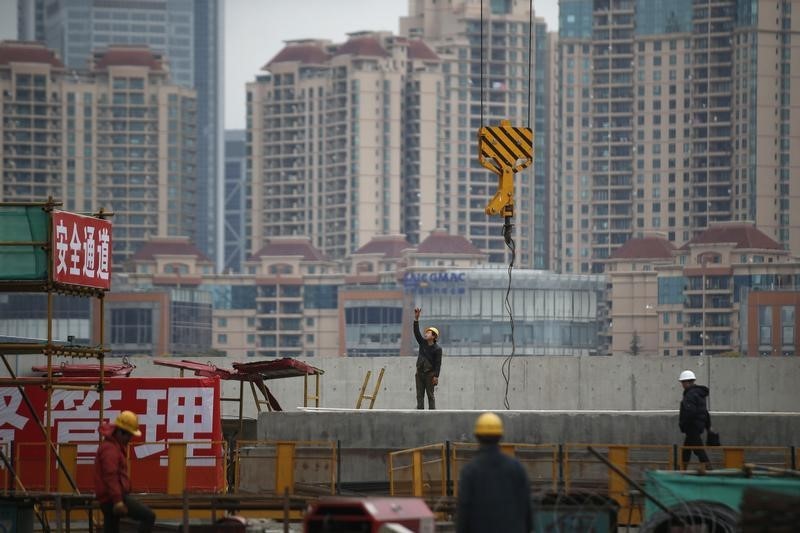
[
  {"left": 609, "top": 236, "right": 675, "bottom": 260},
  {"left": 417, "top": 230, "right": 483, "bottom": 255},
  {"left": 680, "top": 224, "right": 783, "bottom": 251},
  {"left": 250, "top": 237, "right": 328, "bottom": 262}
]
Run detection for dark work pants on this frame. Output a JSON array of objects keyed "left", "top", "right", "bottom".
[
  {"left": 415, "top": 371, "right": 436, "bottom": 410},
  {"left": 682, "top": 433, "right": 710, "bottom": 466},
  {"left": 101, "top": 495, "right": 156, "bottom": 533}
]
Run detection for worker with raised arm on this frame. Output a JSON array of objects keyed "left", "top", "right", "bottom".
[
  {"left": 94, "top": 410, "right": 156, "bottom": 533},
  {"left": 413, "top": 307, "right": 442, "bottom": 409}
]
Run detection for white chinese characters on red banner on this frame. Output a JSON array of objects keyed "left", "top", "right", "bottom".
[
  {"left": 52, "top": 210, "right": 112, "bottom": 290},
  {"left": 0, "top": 377, "right": 223, "bottom": 493}
]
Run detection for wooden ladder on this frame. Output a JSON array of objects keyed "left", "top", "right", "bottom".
[{"left": 356, "top": 367, "right": 385, "bottom": 409}]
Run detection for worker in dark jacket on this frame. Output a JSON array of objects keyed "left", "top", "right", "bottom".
[
  {"left": 678, "top": 370, "right": 712, "bottom": 469},
  {"left": 457, "top": 412, "right": 532, "bottom": 533},
  {"left": 413, "top": 306, "right": 442, "bottom": 409},
  {"left": 94, "top": 410, "right": 155, "bottom": 533}
]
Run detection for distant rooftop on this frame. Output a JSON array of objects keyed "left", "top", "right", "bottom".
[
  {"left": 92, "top": 46, "right": 164, "bottom": 71},
  {"left": 334, "top": 35, "right": 390, "bottom": 58},
  {"left": 354, "top": 235, "right": 413, "bottom": 259},
  {"left": 681, "top": 223, "right": 783, "bottom": 251},
  {"left": 250, "top": 237, "right": 328, "bottom": 262},
  {"left": 417, "top": 230, "right": 483, "bottom": 255},
  {"left": 406, "top": 39, "right": 439, "bottom": 60},
  {"left": 609, "top": 236, "right": 675, "bottom": 260},
  {"left": 0, "top": 41, "right": 64, "bottom": 68},
  {"left": 264, "top": 41, "right": 330, "bottom": 69},
  {"left": 131, "top": 237, "right": 210, "bottom": 262}
]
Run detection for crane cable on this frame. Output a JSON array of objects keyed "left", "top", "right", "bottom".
[{"left": 481, "top": 0, "right": 534, "bottom": 410}]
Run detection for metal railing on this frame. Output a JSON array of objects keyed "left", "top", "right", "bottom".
[
  {"left": 388, "top": 442, "right": 799, "bottom": 527},
  {"left": 234, "top": 440, "right": 336, "bottom": 496},
  {"left": 388, "top": 443, "right": 448, "bottom": 499}
]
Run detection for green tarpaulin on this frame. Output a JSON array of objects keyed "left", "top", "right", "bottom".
[
  {"left": 645, "top": 470, "right": 800, "bottom": 518},
  {"left": 0, "top": 206, "right": 49, "bottom": 281}
]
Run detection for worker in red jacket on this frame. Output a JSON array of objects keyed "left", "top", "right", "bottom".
[{"left": 94, "top": 410, "right": 155, "bottom": 533}]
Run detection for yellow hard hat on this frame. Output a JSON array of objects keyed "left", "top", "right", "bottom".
[
  {"left": 474, "top": 412, "right": 503, "bottom": 438},
  {"left": 114, "top": 410, "right": 142, "bottom": 437},
  {"left": 425, "top": 326, "right": 439, "bottom": 338}
]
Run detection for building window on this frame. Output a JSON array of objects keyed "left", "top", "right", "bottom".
[
  {"left": 758, "top": 306, "right": 772, "bottom": 345},
  {"left": 217, "top": 334, "right": 227, "bottom": 344},
  {"left": 781, "top": 306, "right": 795, "bottom": 345},
  {"left": 218, "top": 318, "right": 227, "bottom": 327},
  {"left": 111, "top": 308, "right": 153, "bottom": 345}
]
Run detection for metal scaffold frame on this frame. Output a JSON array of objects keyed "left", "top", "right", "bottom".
[{"left": 0, "top": 198, "right": 113, "bottom": 501}]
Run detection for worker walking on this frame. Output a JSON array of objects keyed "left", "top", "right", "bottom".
[
  {"left": 95, "top": 410, "right": 156, "bottom": 533},
  {"left": 457, "top": 412, "right": 532, "bottom": 533},
  {"left": 413, "top": 306, "right": 442, "bottom": 409},
  {"left": 678, "top": 370, "right": 712, "bottom": 469}
]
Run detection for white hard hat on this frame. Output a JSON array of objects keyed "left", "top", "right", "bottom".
[{"left": 679, "top": 370, "right": 696, "bottom": 382}]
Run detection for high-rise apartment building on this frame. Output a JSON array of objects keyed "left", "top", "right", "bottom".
[
  {"left": 401, "top": 0, "right": 553, "bottom": 267},
  {"left": 39, "top": 0, "right": 223, "bottom": 265},
  {"left": 0, "top": 41, "right": 196, "bottom": 265},
  {"left": 224, "top": 129, "right": 247, "bottom": 273},
  {"left": 17, "top": 0, "right": 45, "bottom": 42},
  {"left": 556, "top": 0, "right": 800, "bottom": 274},
  {"left": 247, "top": 32, "right": 442, "bottom": 260}
]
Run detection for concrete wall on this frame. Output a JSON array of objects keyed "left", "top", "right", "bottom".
[
  {"left": 257, "top": 410, "right": 800, "bottom": 483},
  {"left": 6, "top": 354, "right": 800, "bottom": 416}
]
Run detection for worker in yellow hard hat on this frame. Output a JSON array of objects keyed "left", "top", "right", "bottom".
[
  {"left": 413, "top": 306, "right": 443, "bottom": 409},
  {"left": 456, "top": 412, "right": 532, "bottom": 533},
  {"left": 94, "top": 410, "right": 156, "bottom": 532}
]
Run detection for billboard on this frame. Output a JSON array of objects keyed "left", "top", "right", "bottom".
[
  {"left": 0, "top": 377, "right": 224, "bottom": 493},
  {"left": 51, "top": 210, "right": 112, "bottom": 290}
]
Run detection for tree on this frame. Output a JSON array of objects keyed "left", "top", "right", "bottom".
[{"left": 629, "top": 331, "right": 641, "bottom": 356}]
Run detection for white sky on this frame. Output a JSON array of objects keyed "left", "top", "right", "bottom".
[{"left": 224, "top": 0, "right": 560, "bottom": 130}]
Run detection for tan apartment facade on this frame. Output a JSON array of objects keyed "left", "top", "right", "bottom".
[
  {"left": 607, "top": 222, "right": 800, "bottom": 356},
  {"left": 0, "top": 41, "right": 196, "bottom": 266},
  {"left": 401, "top": 0, "right": 554, "bottom": 268},
  {"left": 556, "top": 0, "right": 800, "bottom": 273},
  {"left": 247, "top": 33, "right": 442, "bottom": 261}
]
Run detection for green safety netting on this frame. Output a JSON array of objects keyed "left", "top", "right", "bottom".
[{"left": 0, "top": 206, "right": 49, "bottom": 281}]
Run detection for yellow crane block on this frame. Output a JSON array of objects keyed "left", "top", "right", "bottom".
[{"left": 478, "top": 119, "right": 534, "bottom": 218}]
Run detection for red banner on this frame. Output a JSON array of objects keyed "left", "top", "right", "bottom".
[
  {"left": 52, "top": 210, "right": 112, "bottom": 290},
  {"left": 0, "top": 377, "right": 224, "bottom": 493}
]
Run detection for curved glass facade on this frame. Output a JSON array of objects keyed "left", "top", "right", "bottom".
[{"left": 411, "top": 269, "right": 606, "bottom": 356}]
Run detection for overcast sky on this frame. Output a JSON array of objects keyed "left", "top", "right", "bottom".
[{"left": 224, "top": 0, "right": 560, "bottom": 130}]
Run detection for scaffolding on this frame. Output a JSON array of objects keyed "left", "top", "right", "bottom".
[
  {"left": 153, "top": 357, "right": 325, "bottom": 436},
  {"left": 0, "top": 198, "right": 112, "bottom": 498}
]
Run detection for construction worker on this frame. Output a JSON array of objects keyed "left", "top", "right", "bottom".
[
  {"left": 678, "top": 370, "right": 712, "bottom": 469},
  {"left": 413, "top": 307, "right": 442, "bottom": 409},
  {"left": 457, "top": 412, "right": 532, "bottom": 533},
  {"left": 94, "top": 410, "right": 156, "bottom": 533}
]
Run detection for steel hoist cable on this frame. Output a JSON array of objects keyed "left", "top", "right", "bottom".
[{"left": 480, "top": 0, "right": 532, "bottom": 410}]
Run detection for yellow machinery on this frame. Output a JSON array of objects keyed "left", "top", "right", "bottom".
[{"left": 478, "top": 119, "right": 533, "bottom": 221}]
